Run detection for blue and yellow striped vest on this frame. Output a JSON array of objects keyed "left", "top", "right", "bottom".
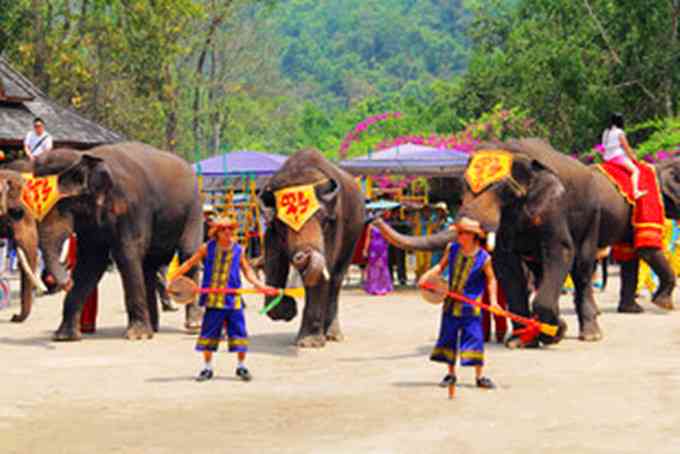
[{"left": 199, "top": 240, "right": 242, "bottom": 310}]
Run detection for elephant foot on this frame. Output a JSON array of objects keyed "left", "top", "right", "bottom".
[
  {"left": 10, "top": 313, "right": 27, "bottom": 323},
  {"left": 618, "top": 302, "right": 644, "bottom": 313},
  {"left": 125, "top": 322, "right": 154, "bottom": 340},
  {"left": 296, "top": 334, "right": 327, "bottom": 348},
  {"left": 504, "top": 335, "right": 540, "bottom": 350},
  {"left": 184, "top": 321, "right": 201, "bottom": 334},
  {"left": 578, "top": 321, "right": 603, "bottom": 342},
  {"left": 651, "top": 295, "right": 674, "bottom": 311},
  {"left": 325, "top": 319, "right": 344, "bottom": 342},
  {"left": 539, "top": 318, "right": 568, "bottom": 345},
  {"left": 53, "top": 325, "right": 82, "bottom": 342},
  {"left": 185, "top": 303, "right": 203, "bottom": 333},
  {"left": 326, "top": 330, "right": 344, "bottom": 342}
]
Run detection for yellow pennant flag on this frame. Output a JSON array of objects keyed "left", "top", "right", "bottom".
[
  {"left": 465, "top": 150, "right": 513, "bottom": 194},
  {"left": 20, "top": 173, "right": 61, "bottom": 221},
  {"left": 274, "top": 183, "right": 320, "bottom": 232}
]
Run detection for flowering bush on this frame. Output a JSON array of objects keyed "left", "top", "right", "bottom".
[{"left": 338, "top": 112, "right": 403, "bottom": 159}]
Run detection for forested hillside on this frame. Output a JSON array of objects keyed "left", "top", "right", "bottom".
[{"left": 2, "top": 0, "right": 679, "bottom": 161}]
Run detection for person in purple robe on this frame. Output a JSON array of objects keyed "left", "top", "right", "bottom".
[{"left": 362, "top": 214, "right": 394, "bottom": 295}]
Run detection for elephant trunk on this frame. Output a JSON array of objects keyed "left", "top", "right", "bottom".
[
  {"left": 291, "top": 248, "right": 328, "bottom": 287},
  {"left": 41, "top": 243, "right": 72, "bottom": 293},
  {"left": 373, "top": 218, "right": 456, "bottom": 251}
]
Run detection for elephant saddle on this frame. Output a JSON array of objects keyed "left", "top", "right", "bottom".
[{"left": 597, "top": 162, "right": 665, "bottom": 257}]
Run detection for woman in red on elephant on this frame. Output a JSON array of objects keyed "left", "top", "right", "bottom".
[
  {"left": 170, "top": 216, "right": 277, "bottom": 382},
  {"left": 602, "top": 112, "right": 646, "bottom": 199}
]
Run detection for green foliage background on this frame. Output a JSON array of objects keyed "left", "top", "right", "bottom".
[{"left": 2, "top": 0, "right": 680, "bottom": 161}]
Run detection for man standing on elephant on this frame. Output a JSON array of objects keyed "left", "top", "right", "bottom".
[
  {"left": 419, "top": 217, "right": 497, "bottom": 397},
  {"left": 170, "top": 216, "right": 276, "bottom": 382}
]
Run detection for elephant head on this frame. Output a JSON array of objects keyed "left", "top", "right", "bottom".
[
  {"left": 258, "top": 154, "right": 340, "bottom": 321},
  {"left": 33, "top": 149, "right": 118, "bottom": 292},
  {"left": 0, "top": 170, "right": 44, "bottom": 320},
  {"left": 457, "top": 143, "right": 566, "bottom": 233},
  {"left": 656, "top": 157, "right": 680, "bottom": 219}
]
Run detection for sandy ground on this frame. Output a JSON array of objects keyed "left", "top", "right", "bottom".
[{"left": 2, "top": 270, "right": 680, "bottom": 454}]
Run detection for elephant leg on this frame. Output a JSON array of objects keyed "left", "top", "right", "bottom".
[
  {"left": 639, "top": 248, "right": 675, "bottom": 310},
  {"left": 618, "top": 259, "right": 643, "bottom": 313},
  {"left": 53, "top": 248, "right": 109, "bottom": 341},
  {"left": 177, "top": 201, "right": 203, "bottom": 332},
  {"left": 571, "top": 209, "right": 602, "bottom": 341},
  {"left": 532, "top": 225, "right": 573, "bottom": 345},
  {"left": 571, "top": 260, "right": 602, "bottom": 342},
  {"left": 11, "top": 221, "right": 38, "bottom": 323},
  {"left": 143, "top": 265, "right": 160, "bottom": 332},
  {"left": 112, "top": 246, "right": 153, "bottom": 340},
  {"left": 296, "top": 284, "right": 328, "bottom": 348},
  {"left": 324, "top": 275, "right": 344, "bottom": 342}
]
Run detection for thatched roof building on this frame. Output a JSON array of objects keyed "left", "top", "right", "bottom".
[{"left": 0, "top": 56, "right": 122, "bottom": 153}]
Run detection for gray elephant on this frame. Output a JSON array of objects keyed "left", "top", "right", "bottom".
[
  {"left": 375, "top": 139, "right": 680, "bottom": 347},
  {"left": 258, "top": 149, "right": 365, "bottom": 347},
  {"left": 33, "top": 142, "right": 203, "bottom": 341}
]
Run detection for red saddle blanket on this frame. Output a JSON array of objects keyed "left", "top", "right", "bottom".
[{"left": 596, "top": 161, "right": 665, "bottom": 257}]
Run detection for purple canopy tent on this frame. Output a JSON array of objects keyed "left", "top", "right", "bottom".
[
  {"left": 339, "top": 143, "right": 470, "bottom": 177},
  {"left": 193, "top": 150, "right": 288, "bottom": 177}
]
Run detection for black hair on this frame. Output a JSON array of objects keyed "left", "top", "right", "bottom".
[
  {"left": 609, "top": 112, "right": 624, "bottom": 129},
  {"left": 33, "top": 117, "right": 45, "bottom": 125}
]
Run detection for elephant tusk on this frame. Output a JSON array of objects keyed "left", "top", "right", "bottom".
[
  {"left": 17, "top": 247, "right": 47, "bottom": 295},
  {"left": 322, "top": 266, "right": 330, "bottom": 281},
  {"left": 486, "top": 232, "right": 496, "bottom": 252}
]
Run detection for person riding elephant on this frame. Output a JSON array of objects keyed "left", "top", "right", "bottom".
[
  {"left": 258, "top": 149, "right": 365, "bottom": 348},
  {"left": 374, "top": 138, "right": 679, "bottom": 348},
  {"left": 33, "top": 142, "right": 203, "bottom": 341},
  {"left": 0, "top": 170, "right": 45, "bottom": 322}
]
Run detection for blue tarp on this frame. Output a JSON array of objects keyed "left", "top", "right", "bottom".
[
  {"left": 339, "top": 143, "right": 470, "bottom": 176},
  {"left": 193, "top": 150, "right": 288, "bottom": 176}
]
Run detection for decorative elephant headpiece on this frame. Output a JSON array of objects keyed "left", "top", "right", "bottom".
[
  {"left": 34, "top": 149, "right": 121, "bottom": 225},
  {"left": 459, "top": 141, "right": 566, "bottom": 231}
]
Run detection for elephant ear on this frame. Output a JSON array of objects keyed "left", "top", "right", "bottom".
[
  {"left": 315, "top": 178, "right": 339, "bottom": 220},
  {"left": 524, "top": 165, "right": 565, "bottom": 226},
  {"left": 657, "top": 158, "right": 680, "bottom": 211}
]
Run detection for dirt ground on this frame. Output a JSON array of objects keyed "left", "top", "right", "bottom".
[{"left": 2, "top": 270, "right": 680, "bottom": 454}]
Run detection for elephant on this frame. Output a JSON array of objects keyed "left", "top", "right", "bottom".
[
  {"left": 375, "top": 138, "right": 679, "bottom": 347},
  {"left": 259, "top": 149, "right": 365, "bottom": 348},
  {"left": 0, "top": 170, "right": 45, "bottom": 322},
  {"left": 32, "top": 142, "right": 203, "bottom": 341}
]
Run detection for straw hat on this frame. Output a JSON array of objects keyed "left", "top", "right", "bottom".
[
  {"left": 208, "top": 215, "right": 238, "bottom": 237},
  {"left": 455, "top": 217, "right": 485, "bottom": 238},
  {"left": 420, "top": 274, "right": 448, "bottom": 305},
  {"left": 433, "top": 202, "right": 448, "bottom": 212}
]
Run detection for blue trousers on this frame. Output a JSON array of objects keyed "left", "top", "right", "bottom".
[
  {"left": 196, "top": 308, "right": 248, "bottom": 353},
  {"left": 431, "top": 312, "right": 484, "bottom": 366}
]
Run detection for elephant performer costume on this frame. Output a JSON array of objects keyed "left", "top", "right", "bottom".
[
  {"left": 259, "top": 149, "right": 365, "bottom": 348},
  {"left": 33, "top": 142, "right": 203, "bottom": 341}
]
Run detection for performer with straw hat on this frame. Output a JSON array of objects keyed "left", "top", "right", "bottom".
[
  {"left": 419, "top": 217, "right": 497, "bottom": 398},
  {"left": 169, "top": 215, "right": 277, "bottom": 382}
]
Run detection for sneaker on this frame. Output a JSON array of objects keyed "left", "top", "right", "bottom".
[
  {"left": 438, "top": 374, "right": 456, "bottom": 388},
  {"left": 236, "top": 366, "right": 252, "bottom": 382},
  {"left": 476, "top": 376, "right": 496, "bottom": 389},
  {"left": 196, "top": 368, "right": 214, "bottom": 382}
]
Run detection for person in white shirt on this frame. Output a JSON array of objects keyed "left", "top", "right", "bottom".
[
  {"left": 23, "top": 117, "right": 53, "bottom": 161},
  {"left": 601, "top": 113, "right": 646, "bottom": 199}
]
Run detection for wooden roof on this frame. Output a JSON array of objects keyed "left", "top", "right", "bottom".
[{"left": 0, "top": 56, "right": 123, "bottom": 148}]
